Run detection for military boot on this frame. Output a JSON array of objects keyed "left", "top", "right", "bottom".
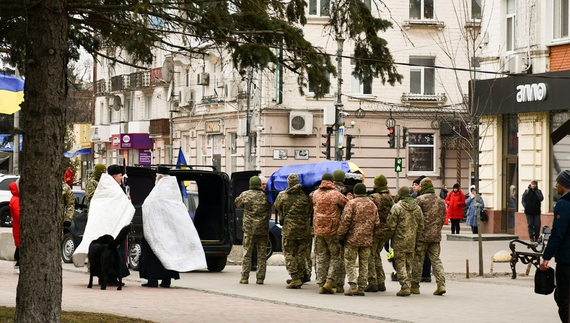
[
  {"left": 323, "top": 280, "right": 335, "bottom": 294},
  {"left": 335, "top": 283, "right": 344, "bottom": 294},
  {"left": 410, "top": 286, "right": 420, "bottom": 294},
  {"left": 239, "top": 278, "right": 248, "bottom": 284},
  {"left": 364, "top": 284, "right": 379, "bottom": 292},
  {"left": 318, "top": 286, "right": 326, "bottom": 294},
  {"left": 256, "top": 279, "right": 264, "bottom": 285},
  {"left": 433, "top": 285, "right": 446, "bottom": 295},
  {"left": 396, "top": 287, "right": 411, "bottom": 297},
  {"left": 286, "top": 279, "right": 303, "bottom": 289},
  {"left": 356, "top": 287, "right": 366, "bottom": 296},
  {"left": 377, "top": 283, "right": 386, "bottom": 292},
  {"left": 302, "top": 274, "right": 311, "bottom": 283}
]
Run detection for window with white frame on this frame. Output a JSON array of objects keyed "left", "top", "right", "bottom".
[
  {"left": 350, "top": 59, "right": 372, "bottom": 95},
  {"left": 408, "top": 133, "right": 435, "bottom": 172},
  {"left": 309, "top": 0, "right": 329, "bottom": 16},
  {"left": 472, "top": 0, "right": 482, "bottom": 19},
  {"left": 307, "top": 71, "right": 330, "bottom": 95},
  {"left": 409, "top": 57, "right": 435, "bottom": 94},
  {"left": 409, "top": 0, "right": 434, "bottom": 20},
  {"left": 99, "top": 102, "right": 105, "bottom": 125},
  {"left": 145, "top": 95, "right": 152, "bottom": 119},
  {"left": 554, "top": 0, "right": 569, "bottom": 39},
  {"left": 108, "top": 98, "right": 113, "bottom": 124},
  {"left": 506, "top": 0, "right": 515, "bottom": 51}
]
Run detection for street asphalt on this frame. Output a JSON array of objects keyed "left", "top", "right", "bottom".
[{"left": 0, "top": 223, "right": 561, "bottom": 323}]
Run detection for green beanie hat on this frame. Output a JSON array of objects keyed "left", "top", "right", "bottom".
[
  {"left": 249, "top": 176, "right": 262, "bottom": 189},
  {"left": 322, "top": 172, "right": 335, "bottom": 182},
  {"left": 333, "top": 169, "right": 345, "bottom": 182},
  {"left": 354, "top": 183, "right": 367, "bottom": 195},
  {"left": 398, "top": 185, "right": 411, "bottom": 198},
  {"left": 374, "top": 175, "right": 388, "bottom": 191},
  {"left": 287, "top": 173, "right": 299, "bottom": 186},
  {"left": 419, "top": 177, "right": 435, "bottom": 194},
  {"left": 93, "top": 163, "right": 106, "bottom": 181}
]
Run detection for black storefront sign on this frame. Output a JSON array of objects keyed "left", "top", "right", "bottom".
[{"left": 469, "top": 70, "right": 570, "bottom": 116}]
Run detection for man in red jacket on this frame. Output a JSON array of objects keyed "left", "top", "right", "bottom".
[{"left": 445, "top": 183, "right": 465, "bottom": 234}]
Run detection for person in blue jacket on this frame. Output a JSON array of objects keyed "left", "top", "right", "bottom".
[
  {"left": 540, "top": 170, "right": 570, "bottom": 323},
  {"left": 465, "top": 185, "right": 484, "bottom": 234}
]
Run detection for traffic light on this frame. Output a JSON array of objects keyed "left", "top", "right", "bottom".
[
  {"left": 322, "top": 133, "right": 331, "bottom": 160},
  {"left": 402, "top": 127, "right": 409, "bottom": 148},
  {"left": 345, "top": 134, "right": 355, "bottom": 160},
  {"left": 387, "top": 126, "right": 395, "bottom": 148},
  {"left": 395, "top": 157, "right": 403, "bottom": 172}
]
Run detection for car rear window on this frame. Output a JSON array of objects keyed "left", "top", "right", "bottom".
[{"left": 0, "top": 178, "right": 17, "bottom": 190}]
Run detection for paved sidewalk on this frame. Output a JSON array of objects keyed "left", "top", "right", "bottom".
[{"left": 0, "top": 224, "right": 560, "bottom": 323}]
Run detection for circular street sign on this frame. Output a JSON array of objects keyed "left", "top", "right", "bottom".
[{"left": 355, "top": 108, "right": 366, "bottom": 119}]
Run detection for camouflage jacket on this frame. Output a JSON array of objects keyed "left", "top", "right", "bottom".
[
  {"left": 235, "top": 188, "right": 271, "bottom": 235},
  {"left": 312, "top": 181, "right": 348, "bottom": 237},
  {"left": 84, "top": 177, "right": 99, "bottom": 206},
  {"left": 337, "top": 196, "right": 381, "bottom": 247},
  {"left": 334, "top": 182, "right": 348, "bottom": 196},
  {"left": 62, "top": 182, "right": 75, "bottom": 223},
  {"left": 416, "top": 193, "right": 446, "bottom": 243},
  {"left": 368, "top": 189, "right": 394, "bottom": 239},
  {"left": 274, "top": 184, "right": 312, "bottom": 239},
  {"left": 386, "top": 198, "right": 424, "bottom": 252}
]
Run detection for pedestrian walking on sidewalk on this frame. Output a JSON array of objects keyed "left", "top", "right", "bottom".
[
  {"left": 522, "top": 180, "right": 544, "bottom": 242},
  {"left": 337, "top": 183, "right": 381, "bottom": 296},
  {"left": 9, "top": 180, "right": 20, "bottom": 274},
  {"left": 445, "top": 183, "right": 465, "bottom": 234},
  {"left": 386, "top": 186, "right": 424, "bottom": 297},
  {"left": 465, "top": 185, "right": 484, "bottom": 234},
  {"left": 540, "top": 170, "right": 570, "bottom": 323},
  {"left": 411, "top": 177, "right": 446, "bottom": 296}
]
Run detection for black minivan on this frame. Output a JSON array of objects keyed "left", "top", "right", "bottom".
[{"left": 126, "top": 166, "right": 258, "bottom": 272}]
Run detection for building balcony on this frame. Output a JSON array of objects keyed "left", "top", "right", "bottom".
[
  {"left": 402, "top": 19, "right": 445, "bottom": 30},
  {"left": 149, "top": 118, "right": 170, "bottom": 137},
  {"left": 401, "top": 92, "right": 447, "bottom": 104}
]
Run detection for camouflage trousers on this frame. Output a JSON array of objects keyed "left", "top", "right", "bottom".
[
  {"left": 283, "top": 237, "right": 307, "bottom": 280},
  {"left": 303, "top": 236, "right": 313, "bottom": 277},
  {"left": 411, "top": 242, "right": 446, "bottom": 288},
  {"left": 314, "top": 235, "right": 342, "bottom": 286},
  {"left": 241, "top": 233, "right": 268, "bottom": 280},
  {"left": 367, "top": 235, "right": 386, "bottom": 286},
  {"left": 344, "top": 245, "right": 371, "bottom": 289},
  {"left": 393, "top": 250, "right": 414, "bottom": 289}
]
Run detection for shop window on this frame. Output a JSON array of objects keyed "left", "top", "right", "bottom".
[
  {"left": 410, "top": 57, "right": 435, "bottom": 95},
  {"left": 506, "top": 0, "right": 515, "bottom": 51},
  {"left": 551, "top": 111, "right": 570, "bottom": 211},
  {"left": 409, "top": 0, "right": 434, "bottom": 20},
  {"left": 309, "top": 0, "right": 329, "bottom": 17},
  {"left": 350, "top": 59, "right": 372, "bottom": 95},
  {"left": 554, "top": 0, "right": 569, "bottom": 39},
  {"left": 408, "top": 133, "right": 435, "bottom": 172}
]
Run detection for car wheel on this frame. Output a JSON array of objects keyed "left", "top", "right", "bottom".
[
  {"left": 62, "top": 233, "right": 75, "bottom": 263},
  {"left": 0, "top": 205, "right": 11, "bottom": 227},
  {"left": 265, "top": 234, "right": 275, "bottom": 260},
  {"left": 129, "top": 241, "right": 141, "bottom": 271},
  {"left": 206, "top": 256, "right": 227, "bottom": 272}
]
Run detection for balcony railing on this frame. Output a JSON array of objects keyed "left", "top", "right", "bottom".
[
  {"left": 96, "top": 79, "right": 107, "bottom": 94},
  {"left": 110, "top": 75, "right": 126, "bottom": 92},
  {"left": 149, "top": 118, "right": 170, "bottom": 137},
  {"left": 401, "top": 92, "right": 447, "bottom": 104}
]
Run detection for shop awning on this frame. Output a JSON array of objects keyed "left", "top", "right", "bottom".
[{"left": 64, "top": 147, "right": 91, "bottom": 158}]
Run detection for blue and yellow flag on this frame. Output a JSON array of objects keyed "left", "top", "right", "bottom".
[
  {"left": 176, "top": 147, "right": 189, "bottom": 197},
  {"left": 0, "top": 73, "right": 24, "bottom": 115}
]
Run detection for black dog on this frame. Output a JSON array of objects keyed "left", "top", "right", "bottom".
[{"left": 87, "top": 226, "right": 130, "bottom": 290}]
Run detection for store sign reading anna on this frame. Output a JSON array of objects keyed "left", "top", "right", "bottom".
[{"left": 516, "top": 82, "right": 547, "bottom": 103}]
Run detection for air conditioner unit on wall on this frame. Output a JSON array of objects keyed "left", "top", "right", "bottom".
[
  {"left": 508, "top": 54, "right": 527, "bottom": 74},
  {"left": 289, "top": 111, "right": 313, "bottom": 135},
  {"left": 197, "top": 72, "right": 210, "bottom": 86}
]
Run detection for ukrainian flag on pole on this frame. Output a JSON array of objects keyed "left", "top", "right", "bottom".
[
  {"left": 176, "top": 147, "right": 189, "bottom": 197},
  {"left": 0, "top": 73, "right": 24, "bottom": 115}
]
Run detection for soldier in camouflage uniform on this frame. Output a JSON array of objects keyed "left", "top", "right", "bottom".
[
  {"left": 312, "top": 172, "right": 348, "bottom": 294},
  {"left": 234, "top": 176, "right": 271, "bottom": 285},
  {"left": 365, "top": 174, "right": 394, "bottom": 293},
  {"left": 275, "top": 173, "right": 312, "bottom": 289},
  {"left": 85, "top": 163, "right": 106, "bottom": 207},
  {"left": 62, "top": 181, "right": 75, "bottom": 226},
  {"left": 411, "top": 177, "right": 447, "bottom": 296},
  {"left": 385, "top": 186, "right": 424, "bottom": 297},
  {"left": 332, "top": 169, "right": 350, "bottom": 292},
  {"left": 337, "top": 183, "right": 381, "bottom": 296}
]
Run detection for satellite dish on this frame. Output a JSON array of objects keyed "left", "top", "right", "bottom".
[
  {"left": 162, "top": 58, "right": 175, "bottom": 83},
  {"left": 113, "top": 95, "right": 122, "bottom": 111},
  {"left": 166, "top": 81, "right": 174, "bottom": 102}
]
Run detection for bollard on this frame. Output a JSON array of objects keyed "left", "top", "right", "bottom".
[{"left": 466, "top": 259, "right": 470, "bottom": 279}]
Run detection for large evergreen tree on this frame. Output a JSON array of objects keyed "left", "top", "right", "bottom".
[{"left": 0, "top": 0, "right": 401, "bottom": 321}]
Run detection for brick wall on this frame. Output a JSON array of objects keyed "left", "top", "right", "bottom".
[{"left": 550, "top": 44, "right": 570, "bottom": 71}]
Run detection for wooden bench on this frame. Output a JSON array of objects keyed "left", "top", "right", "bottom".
[{"left": 509, "top": 226, "right": 551, "bottom": 279}]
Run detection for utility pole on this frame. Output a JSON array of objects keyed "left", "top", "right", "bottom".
[
  {"left": 245, "top": 68, "right": 253, "bottom": 170},
  {"left": 334, "top": 36, "right": 345, "bottom": 161}
]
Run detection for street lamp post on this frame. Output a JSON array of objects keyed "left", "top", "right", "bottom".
[{"left": 334, "top": 36, "right": 345, "bottom": 161}]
